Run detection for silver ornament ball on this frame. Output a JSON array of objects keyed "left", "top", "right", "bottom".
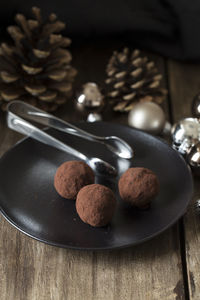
[
  {"left": 195, "top": 199, "right": 200, "bottom": 214},
  {"left": 76, "top": 82, "right": 103, "bottom": 109},
  {"left": 87, "top": 113, "right": 102, "bottom": 122},
  {"left": 187, "top": 142, "right": 200, "bottom": 176},
  {"left": 128, "top": 102, "right": 166, "bottom": 135},
  {"left": 192, "top": 93, "right": 200, "bottom": 118},
  {"left": 171, "top": 117, "right": 200, "bottom": 175},
  {"left": 171, "top": 118, "right": 200, "bottom": 154}
]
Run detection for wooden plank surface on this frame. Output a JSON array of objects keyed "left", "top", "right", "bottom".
[
  {"left": 0, "top": 217, "right": 184, "bottom": 300},
  {"left": 0, "top": 42, "right": 187, "bottom": 300},
  {"left": 168, "top": 60, "right": 200, "bottom": 300}
]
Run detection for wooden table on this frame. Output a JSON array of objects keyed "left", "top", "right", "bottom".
[{"left": 0, "top": 40, "right": 200, "bottom": 300}]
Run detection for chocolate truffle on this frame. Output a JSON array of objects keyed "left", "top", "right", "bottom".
[
  {"left": 54, "top": 161, "right": 94, "bottom": 199},
  {"left": 118, "top": 167, "right": 159, "bottom": 208},
  {"left": 76, "top": 184, "right": 116, "bottom": 227}
]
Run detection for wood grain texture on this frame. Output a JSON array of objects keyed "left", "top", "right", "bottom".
[
  {"left": 168, "top": 60, "right": 200, "bottom": 300},
  {"left": 0, "top": 43, "right": 186, "bottom": 300},
  {"left": 0, "top": 221, "right": 184, "bottom": 300}
]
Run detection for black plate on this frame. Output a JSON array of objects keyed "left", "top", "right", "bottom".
[{"left": 0, "top": 122, "right": 193, "bottom": 250}]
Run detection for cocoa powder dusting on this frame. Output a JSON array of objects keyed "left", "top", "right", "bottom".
[
  {"left": 54, "top": 161, "right": 94, "bottom": 199},
  {"left": 118, "top": 167, "right": 159, "bottom": 208}
]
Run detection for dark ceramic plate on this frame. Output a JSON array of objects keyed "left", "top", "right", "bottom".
[{"left": 0, "top": 122, "right": 193, "bottom": 250}]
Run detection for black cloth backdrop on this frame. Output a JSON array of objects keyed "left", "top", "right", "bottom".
[{"left": 0, "top": 0, "right": 199, "bottom": 61}]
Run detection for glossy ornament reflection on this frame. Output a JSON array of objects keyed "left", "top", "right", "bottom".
[
  {"left": 192, "top": 93, "right": 200, "bottom": 118},
  {"left": 171, "top": 118, "right": 200, "bottom": 154},
  {"left": 76, "top": 82, "right": 104, "bottom": 109},
  {"left": 87, "top": 113, "right": 102, "bottom": 122},
  {"left": 171, "top": 117, "right": 200, "bottom": 175},
  {"left": 187, "top": 142, "right": 200, "bottom": 175}
]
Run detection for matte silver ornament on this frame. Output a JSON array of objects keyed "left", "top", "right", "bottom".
[
  {"left": 76, "top": 82, "right": 104, "bottom": 108},
  {"left": 87, "top": 113, "right": 102, "bottom": 122},
  {"left": 171, "top": 118, "right": 200, "bottom": 154},
  {"left": 128, "top": 102, "right": 166, "bottom": 135}
]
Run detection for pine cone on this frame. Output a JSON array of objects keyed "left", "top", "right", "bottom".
[
  {"left": 105, "top": 48, "right": 167, "bottom": 112},
  {"left": 0, "top": 7, "right": 77, "bottom": 111}
]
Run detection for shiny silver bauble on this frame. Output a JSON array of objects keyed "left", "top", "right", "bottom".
[
  {"left": 192, "top": 93, "right": 200, "bottom": 118},
  {"left": 128, "top": 102, "right": 166, "bottom": 135},
  {"left": 187, "top": 142, "right": 200, "bottom": 175},
  {"left": 171, "top": 118, "right": 200, "bottom": 154},
  {"left": 76, "top": 82, "right": 104, "bottom": 109},
  {"left": 196, "top": 199, "right": 200, "bottom": 214},
  {"left": 87, "top": 113, "right": 102, "bottom": 122}
]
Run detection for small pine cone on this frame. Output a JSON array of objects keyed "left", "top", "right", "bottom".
[
  {"left": 0, "top": 7, "right": 77, "bottom": 112},
  {"left": 105, "top": 48, "right": 167, "bottom": 112}
]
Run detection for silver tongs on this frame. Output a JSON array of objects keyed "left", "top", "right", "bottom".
[{"left": 7, "top": 101, "right": 133, "bottom": 176}]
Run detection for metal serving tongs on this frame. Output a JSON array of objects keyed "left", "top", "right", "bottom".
[
  {"left": 7, "top": 101, "right": 133, "bottom": 157},
  {"left": 8, "top": 101, "right": 133, "bottom": 159},
  {"left": 7, "top": 101, "right": 126, "bottom": 177}
]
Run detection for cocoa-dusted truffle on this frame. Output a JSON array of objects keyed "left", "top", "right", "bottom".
[
  {"left": 76, "top": 184, "right": 116, "bottom": 227},
  {"left": 118, "top": 167, "right": 159, "bottom": 208},
  {"left": 54, "top": 161, "right": 94, "bottom": 199}
]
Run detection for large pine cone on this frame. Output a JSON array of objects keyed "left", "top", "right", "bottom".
[
  {"left": 105, "top": 48, "right": 167, "bottom": 112},
  {"left": 0, "top": 7, "right": 77, "bottom": 111}
]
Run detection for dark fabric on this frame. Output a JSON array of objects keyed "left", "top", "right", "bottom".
[{"left": 0, "top": 0, "right": 199, "bottom": 60}]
